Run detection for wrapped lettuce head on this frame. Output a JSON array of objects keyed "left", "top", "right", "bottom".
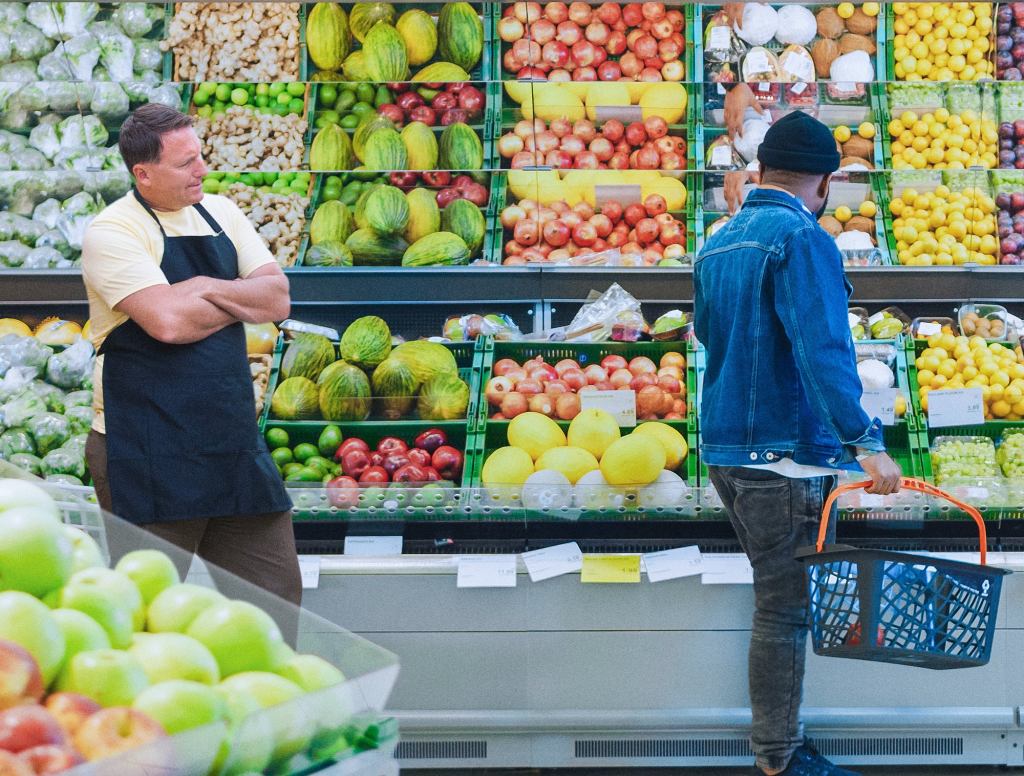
[
  {"left": 11, "top": 21, "right": 50, "bottom": 61},
  {"left": 1, "top": 390, "right": 48, "bottom": 428},
  {"left": 25, "top": 411, "right": 70, "bottom": 455},
  {"left": 94, "top": 27, "right": 134, "bottom": 81},
  {"left": 53, "top": 147, "right": 105, "bottom": 172},
  {"left": 85, "top": 169, "right": 131, "bottom": 201},
  {"left": 32, "top": 199, "right": 62, "bottom": 230},
  {"left": 64, "top": 404, "right": 93, "bottom": 434},
  {"left": 45, "top": 339, "right": 94, "bottom": 389},
  {"left": 29, "top": 123, "right": 61, "bottom": 160},
  {"left": 45, "top": 473, "right": 83, "bottom": 486},
  {"left": 35, "top": 229, "right": 74, "bottom": 259},
  {"left": 0, "top": 241, "right": 29, "bottom": 268},
  {"left": 0, "top": 34, "right": 10, "bottom": 65},
  {"left": 9, "top": 453, "right": 43, "bottom": 475},
  {"left": 147, "top": 84, "right": 182, "bottom": 109},
  {"left": 0, "top": 62, "right": 38, "bottom": 83},
  {"left": 0, "top": 428, "right": 35, "bottom": 458},
  {"left": 13, "top": 82, "right": 47, "bottom": 111},
  {"left": 61, "top": 433, "right": 87, "bottom": 457},
  {"left": 0, "top": 84, "right": 22, "bottom": 112},
  {"left": 57, "top": 191, "right": 103, "bottom": 249},
  {"left": 37, "top": 49, "right": 75, "bottom": 80},
  {"left": 23, "top": 246, "right": 70, "bottom": 269},
  {"left": 63, "top": 389, "right": 92, "bottom": 408},
  {"left": 12, "top": 148, "right": 47, "bottom": 171},
  {"left": 42, "top": 446, "right": 84, "bottom": 479},
  {"left": 132, "top": 38, "right": 162, "bottom": 72},
  {"left": 0, "top": 335, "right": 52, "bottom": 377},
  {"left": 28, "top": 380, "right": 65, "bottom": 413},
  {"left": 113, "top": 3, "right": 161, "bottom": 37},
  {"left": 90, "top": 82, "right": 128, "bottom": 121},
  {"left": 0, "top": 5, "right": 26, "bottom": 27},
  {"left": 26, "top": 2, "right": 98, "bottom": 40},
  {"left": 61, "top": 33, "right": 102, "bottom": 80},
  {"left": 0, "top": 366, "right": 35, "bottom": 402},
  {"left": 43, "top": 82, "right": 80, "bottom": 111},
  {"left": 59, "top": 113, "right": 108, "bottom": 149}
]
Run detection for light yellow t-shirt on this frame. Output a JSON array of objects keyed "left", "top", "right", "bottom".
[{"left": 81, "top": 193, "right": 276, "bottom": 433}]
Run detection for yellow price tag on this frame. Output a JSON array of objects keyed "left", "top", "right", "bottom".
[{"left": 580, "top": 555, "right": 641, "bottom": 584}]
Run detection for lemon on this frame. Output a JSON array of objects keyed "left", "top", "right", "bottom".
[
  {"left": 600, "top": 435, "right": 666, "bottom": 487},
  {"left": 833, "top": 125, "right": 851, "bottom": 143},
  {"left": 632, "top": 423, "right": 688, "bottom": 470},
  {"left": 859, "top": 201, "right": 877, "bottom": 218},
  {"left": 0, "top": 318, "right": 31, "bottom": 337},
  {"left": 837, "top": 2, "right": 855, "bottom": 19},
  {"left": 535, "top": 446, "right": 600, "bottom": 484},
  {"left": 834, "top": 205, "right": 853, "bottom": 223},
  {"left": 567, "top": 408, "right": 621, "bottom": 459},
  {"left": 481, "top": 446, "right": 535, "bottom": 487},
  {"left": 863, "top": 2, "right": 880, "bottom": 16},
  {"left": 857, "top": 122, "right": 876, "bottom": 139},
  {"left": 507, "top": 412, "right": 567, "bottom": 461}
]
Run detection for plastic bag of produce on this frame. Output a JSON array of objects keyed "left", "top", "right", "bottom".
[
  {"left": 37, "top": 49, "right": 74, "bottom": 80},
  {"left": 25, "top": 411, "right": 70, "bottom": 455},
  {"left": 57, "top": 191, "right": 103, "bottom": 249},
  {"left": 11, "top": 21, "right": 50, "bottom": 61},
  {"left": 0, "top": 5, "right": 25, "bottom": 27},
  {"left": 147, "top": 84, "right": 182, "bottom": 109},
  {"left": 32, "top": 199, "right": 61, "bottom": 230},
  {"left": 35, "top": 230, "right": 74, "bottom": 259},
  {"left": 1, "top": 390, "right": 47, "bottom": 427},
  {"left": 46, "top": 473, "right": 83, "bottom": 486},
  {"left": 704, "top": 10, "right": 746, "bottom": 64},
  {"left": 0, "top": 34, "right": 10, "bottom": 65},
  {"left": 0, "top": 85, "right": 21, "bottom": 112},
  {"left": 64, "top": 405, "right": 93, "bottom": 435},
  {"left": 0, "top": 241, "right": 30, "bottom": 268},
  {"left": 42, "top": 446, "right": 85, "bottom": 479},
  {"left": 52, "top": 147, "right": 105, "bottom": 172},
  {"left": 132, "top": 39, "right": 162, "bottom": 72},
  {"left": 64, "top": 390, "right": 92, "bottom": 408},
  {"left": 0, "top": 428, "right": 35, "bottom": 458},
  {"left": 45, "top": 339, "right": 93, "bottom": 389},
  {"left": 26, "top": 2, "right": 98, "bottom": 40},
  {"left": 93, "top": 26, "right": 134, "bottom": 82},
  {"left": 8, "top": 453, "right": 43, "bottom": 475},
  {"left": 23, "top": 246, "right": 70, "bottom": 269},
  {"left": 44, "top": 82, "right": 82, "bottom": 112},
  {"left": 28, "top": 381, "right": 65, "bottom": 413},
  {"left": 0, "top": 334, "right": 52, "bottom": 377},
  {"left": 113, "top": 3, "right": 160, "bottom": 37},
  {"left": 0, "top": 366, "right": 35, "bottom": 401},
  {"left": 121, "top": 80, "right": 152, "bottom": 104},
  {"left": 61, "top": 32, "right": 102, "bottom": 80},
  {"left": 12, "top": 148, "right": 47, "bottom": 171},
  {"left": 62, "top": 433, "right": 87, "bottom": 456},
  {"left": 29, "top": 124, "right": 61, "bottom": 160},
  {"left": 90, "top": 82, "right": 129, "bottom": 121},
  {"left": 0, "top": 110, "right": 30, "bottom": 132},
  {"left": 13, "top": 82, "right": 48, "bottom": 111},
  {"left": 87, "top": 170, "right": 131, "bottom": 201},
  {"left": 0, "top": 61, "right": 37, "bottom": 82}
]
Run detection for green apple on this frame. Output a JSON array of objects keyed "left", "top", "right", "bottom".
[
  {"left": 128, "top": 632, "right": 220, "bottom": 685},
  {"left": 0, "top": 480, "right": 60, "bottom": 521},
  {"left": 146, "top": 584, "right": 226, "bottom": 634},
  {"left": 214, "top": 685, "right": 274, "bottom": 775},
  {"left": 0, "top": 592, "right": 65, "bottom": 686},
  {"left": 56, "top": 648, "right": 149, "bottom": 707},
  {"left": 132, "top": 679, "right": 226, "bottom": 735},
  {"left": 51, "top": 608, "right": 110, "bottom": 683},
  {"left": 59, "top": 584, "right": 134, "bottom": 649},
  {"left": 278, "top": 654, "right": 350, "bottom": 759},
  {"left": 114, "top": 550, "right": 179, "bottom": 605},
  {"left": 0, "top": 507, "right": 73, "bottom": 597},
  {"left": 64, "top": 526, "right": 105, "bottom": 573},
  {"left": 218, "top": 672, "right": 308, "bottom": 766},
  {"left": 276, "top": 654, "right": 344, "bottom": 693},
  {"left": 186, "top": 601, "right": 285, "bottom": 678},
  {"left": 64, "top": 568, "right": 144, "bottom": 631}
]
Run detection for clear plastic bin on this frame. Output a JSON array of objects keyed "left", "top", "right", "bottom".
[
  {"left": 958, "top": 303, "right": 1008, "bottom": 341},
  {"left": 930, "top": 436, "right": 1000, "bottom": 484}
]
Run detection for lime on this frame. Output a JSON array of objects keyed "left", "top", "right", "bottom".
[
  {"left": 255, "top": 83, "right": 270, "bottom": 96},
  {"left": 271, "top": 447, "right": 294, "bottom": 467},
  {"left": 326, "top": 175, "right": 343, "bottom": 187},
  {"left": 223, "top": 172, "right": 241, "bottom": 183},
  {"left": 240, "top": 172, "right": 259, "bottom": 186},
  {"left": 276, "top": 91, "right": 292, "bottom": 106},
  {"left": 196, "top": 105, "right": 213, "bottom": 119},
  {"left": 305, "top": 455, "right": 333, "bottom": 473},
  {"left": 320, "top": 85, "right": 338, "bottom": 105},
  {"left": 193, "top": 90, "right": 209, "bottom": 107},
  {"left": 266, "top": 428, "right": 289, "bottom": 448},
  {"left": 263, "top": 172, "right": 279, "bottom": 183},
  {"left": 293, "top": 443, "right": 319, "bottom": 463},
  {"left": 339, "top": 113, "right": 360, "bottom": 129},
  {"left": 351, "top": 101, "right": 373, "bottom": 117},
  {"left": 201, "top": 179, "right": 220, "bottom": 194},
  {"left": 315, "top": 114, "right": 335, "bottom": 130},
  {"left": 271, "top": 178, "right": 289, "bottom": 190},
  {"left": 356, "top": 83, "right": 374, "bottom": 103},
  {"left": 322, "top": 186, "right": 341, "bottom": 202},
  {"left": 215, "top": 84, "right": 231, "bottom": 102},
  {"left": 317, "top": 424, "right": 343, "bottom": 457},
  {"left": 198, "top": 81, "right": 217, "bottom": 96},
  {"left": 271, "top": 103, "right": 289, "bottom": 116},
  {"left": 255, "top": 94, "right": 270, "bottom": 108},
  {"left": 268, "top": 83, "right": 286, "bottom": 97},
  {"left": 230, "top": 87, "right": 249, "bottom": 105},
  {"left": 288, "top": 98, "right": 304, "bottom": 114},
  {"left": 287, "top": 82, "right": 305, "bottom": 97},
  {"left": 207, "top": 171, "right": 225, "bottom": 180},
  {"left": 282, "top": 462, "right": 303, "bottom": 477}
]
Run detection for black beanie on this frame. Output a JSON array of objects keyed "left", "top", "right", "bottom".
[{"left": 756, "top": 110, "right": 840, "bottom": 175}]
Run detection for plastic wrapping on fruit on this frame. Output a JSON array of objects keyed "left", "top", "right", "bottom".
[
  {"left": 638, "top": 470, "right": 687, "bottom": 509},
  {"left": 522, "top": 470, "right": 573, "bottom": 511}
]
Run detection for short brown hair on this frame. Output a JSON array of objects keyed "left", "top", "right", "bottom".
[{"left": 118, "top": 104, "right": 194, "bottom": 172}]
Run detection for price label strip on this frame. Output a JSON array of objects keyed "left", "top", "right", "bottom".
[
  {"left": 927, "top": 388, "right": 985, "bottom": 428},
  {"left": 298, "top": 555, "right": 321, "bottom": 590},
  {"left": 861, "top": 388, "right": 897, "bottom": 426},
  {"left": 580, "top": 390, "right": 637, "bottom": 427},
  {"left": 457, "top": 555, "right": 518, "bottom": 588},
  {"left": 642, "top": 546, "right": 704, "bottom": 583},
  {"left": 522, "top": 542, "right": 583, "bottom": 582},
  {"left": 344, "top": 535, "right": 404, "bottom": 557},
  {"left": 581, "top": 555, "right": 641, "bottom": 583},
  {"left": 700, "top": 554, "right": 753, "bottom": 585}
]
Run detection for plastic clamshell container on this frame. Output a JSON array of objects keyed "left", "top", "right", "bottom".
[
  {"left": 958, "top": 303, "right": 1009, "bottom": 342},
  {"left": 22, "top": 478, "right": 399, "bottom": 776},
  {"left": 910, "top": 317, "right": 955, "bottom": 339},
  {"left": 848, "top": 307, "right": 870, "bottom": 341},
  {"left": 841, "top": 248, "right": 885, "bottom": 267},
  {"left": 931, "top": 435, "right": 1001, "bottom": 482}
]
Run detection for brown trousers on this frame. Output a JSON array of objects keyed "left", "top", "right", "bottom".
[{"left": 86, "top": 430, "right": 303, "bottom": 613}]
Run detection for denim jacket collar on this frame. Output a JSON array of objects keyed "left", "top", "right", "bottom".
[{"left": 743, "top": 187, "right": 815, "bottom": 222}]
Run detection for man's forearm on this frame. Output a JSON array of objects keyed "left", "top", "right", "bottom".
[
  {"left": 163, "top": 280, "right": 239, "bottom": 344},
  {"left": 201, "top": 274, "right": 290, "bottom": 324}
]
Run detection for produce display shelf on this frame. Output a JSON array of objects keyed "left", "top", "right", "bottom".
[
  {"left": 170, "top": 1, "right": 309, "bottom": 82},
  {"left": 302, "top": 2, "right": 491, "bottom": 84},
  {"left": 258, "top": 336, "right": 483, "bottom": 431},
  {"left": 884, "top": 2, "right": 995, "bottom": 84},
  {"left": 265, "top": 419, "right": 477, "bottom": 519}
]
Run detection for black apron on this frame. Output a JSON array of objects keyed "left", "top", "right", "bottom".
[{"left": 99, "top": 189, "right": 290, "bottom": 524}]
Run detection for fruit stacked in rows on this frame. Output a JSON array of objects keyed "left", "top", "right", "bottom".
[
  {"left": 833, "top": 122, "right": 878, "bottom": 168},
  {"left": 930, "top": 437, "right": 999, "bottom": 483},
  {"left": 996, "top": 189, "right": 1024, "bottom": 263},
  {"left": 999, "top": 120, "right": 1024, "bottom": 170},
  {"left": 887, "top": 108, "right": 998, "bottom": 170},
  {"left": 997, "top": 431, "right": 1024, "bottom": 478},
  {"left": 0, "top": 480, "right": 353, "bottom": 774},
  {"left": 485, "top": 350, "right": 686, "bottom": 421},
  {"left": 891, "top": 2, "right": 995, "bottom": 81},
  {"left": 499, "top": 116, "right": 686, "bottom": 171},
  {"left": 202, "top": 171, "right": 311, "bottom": 197},
  {"left": 481, "top": 409, "right": 688, "bottom": 509},
  {"left": 501, "top": 194, "right": 686, "bottom": 266},
  {"left": 996, "top": 3, "right": 1024, "bottom": 79},
  {"left": 191, "top": 81, "right": 307, "bottom": 118},
  {"left": 888, "top": 186, "right": 998, "bottom": 266},
  {"left": 915, "top": 332, "right": 1024, "bottom": 419},
  {"left": 499, "top": 1, "right": 686, "bottom": 82}
]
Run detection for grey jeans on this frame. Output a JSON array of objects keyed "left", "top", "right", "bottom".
[{"left": 707, "top": 465, "right": 838, "bottom": 773}]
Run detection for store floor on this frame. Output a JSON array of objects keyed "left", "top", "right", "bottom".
[{"left": 405, "top": 768, "right": 1019, "bottom": 774}]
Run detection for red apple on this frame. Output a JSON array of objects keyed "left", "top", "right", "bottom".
[
  {"left": 42, "top": 694, "right": 99, "bottom": 738},
  {"left": 0, "top": 708, "right": 66, "bottom": 754},
  {"left": 629, "top": 356, "right": 657, "bottom": 374},
  {"left": 334, "top": 438, "right": 369, "bottom": 462},
  {"left": 392, "top": 463, "right": 428, "bottom": 483},
  {"left": 601, "top": 201, "right": 623, "bottom": 221},
  {"left": 325, "top": 476, "right": 360, "bottom": 509},
  {"left": 431, "top": 446, "right": 464, "bottom": 480},
  {"left": 500, "top": 392, "right": 529, "bottom": 418},
  {"left": 623, "top": 203, "right": 646, "bottom": 226},
  {"left": 407, "top": 448, "right": 432, "bottom": 469},
  {"left": 341, "top": 449, "right": 371, "bottom": 479},
  {"left": 377, "top": 437, "right": 408, "bottom": 455},
  {"left": 382, "top": 452, "right": 411, "bottom": 476},
  {"left": 358, "top": 466, "right": 389, "bottom": 485},
  {"left": 73, "top": 708, "right": 165, "bottom": 763},
  {"left": 17, "top": 744, "right": 82, "bottom": 775},
  {"left": 414, "top": 428, "right": 448, "bottom": 453},
  {"left": 0, "top": 642, "right": 43, "bottom": 711}
]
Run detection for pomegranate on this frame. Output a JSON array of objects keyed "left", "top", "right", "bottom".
[
  {"left": 644, "top": 115, "right": 669, "bottom": 139},
  {"left": 543, "top": 219, "right": 571, "bottom": 247},
  {"left": 644, "top": 193, "right": 667, "bottom": 216},
  {"left": 514, "top": 219, "right": 539, "bottom": 246}
]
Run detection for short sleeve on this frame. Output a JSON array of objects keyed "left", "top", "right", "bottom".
[
  {"left": 81, "top": 219, "right": 169, "bottom": 309},
  {"left": 218, "top": 197, "right": 277, "bottom": 278}
]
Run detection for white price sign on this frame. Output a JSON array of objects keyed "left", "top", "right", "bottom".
[
  {"left": 343, "top": 535, "right": 404, "bottom": 557},
  {"left": 522, "top": 542, "right": 583, "bottom": 582},
  {"left": 861, "top": 388, "right": 897, "bottom": 426},
  {"left": 580, "top": 390, "right": 636, "bottom": 427},
  {"left": 916, "top": 321, "right": 942, "bottom": 337},
  {"left": 642, "top": 546, "right": 704, "bottom": 583},
  {"left": 457, "top": 555, "right": 517, "bottom": 588},
  {"left": 298, "top": 555, "right": 321, "bottom": 589},
  {"left": 927, "top": 388, "right": 985, "bottom": 428}
]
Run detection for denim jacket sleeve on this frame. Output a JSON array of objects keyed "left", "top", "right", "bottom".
[{"left": 772, "top": 225, "right": 885, "bottom": 457}]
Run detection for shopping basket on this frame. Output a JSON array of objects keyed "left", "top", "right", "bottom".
[{"left": 796, "top": 478, "right": 1009, "bottom": 670}]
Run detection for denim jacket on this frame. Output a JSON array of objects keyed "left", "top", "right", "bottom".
[{"left": 694, "top": 188, "right": 885, "bottom": 470}]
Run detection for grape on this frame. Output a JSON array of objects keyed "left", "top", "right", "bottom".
[
  {"left": 930, "top": 438, "right": 999, "bottom": 484},
  {"left": 997, "top": 432, "right": 1024, "bottom": 479}
]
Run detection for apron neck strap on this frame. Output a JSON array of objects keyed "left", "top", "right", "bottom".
[{"left": 132, "top": 188, "right": 222, "bottom": 235}]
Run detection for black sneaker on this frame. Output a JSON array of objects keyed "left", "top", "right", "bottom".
[{"left": 753, "top": 740, "right": 860, "bottom": 776}]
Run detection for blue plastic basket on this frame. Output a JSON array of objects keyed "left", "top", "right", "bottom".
[{"left": 798, "top": 478, "right": 1009, "bottom": 670}]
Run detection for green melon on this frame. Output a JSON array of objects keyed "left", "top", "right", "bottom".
[
  {"left": 417, "top": 373, "right": 470, "bottom": 420},
  {"left": 441, "top": 199, "right": 485, "bottom": 257},
  {"left": 371, "top": 357, "right": 420, "bottom": 420},
  {"left": 363, "top": 185, "right": 409, "bottom": 236},
  {"left": 363, "top": 128, "right": 408, "bottom": 171},
  {"left": 396, "top": 9, "right": 437, "bottom": 66},
  {"left": 317, "top": 361, "right": 371, "bottom": 422},
  {"left": 353, "top": 115, "right": 396, "bottom": 161},
  {"left": 346, "top": 228, "right": 407, "bottom": 266},
  {"left": 363, "top": 22, "right": 408, "bottom": 82},
  {"left": 310, "top": 200, "right": 354, "bottom": 245},
  {"left": 271, "top": 377, "right": 321, "bottom": 420},
  {"left": 404, "top": 188, "right": 441, "bottom": 243},
  {"left": 437, "top": 2, "right": 484, "bottom": 72},
  {"left": 340, "top": 315, "right": 392, "bottom": 370},
  {"left": 438, "top": 122, "right": 483, "bottom": 170},
  {"left": 307, "top": 3, "right": 351, "bottom": 71},
  {"left": 390, "top": 340, "right": 458, "bottom": 385},
  {"left": 280, "top": 333, "right": 335, "bottom": 381},
  {"left": 349, "top": 2, "right": 395, "bottom": 42}
]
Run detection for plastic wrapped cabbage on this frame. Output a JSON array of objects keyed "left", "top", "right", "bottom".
[
  {"left": 9, "top": 453, "right": 43, "bottom": 474},
  {"left": 0, "top": 428, "right": 35, "bottom": 458},
  {"left": 56, "top": 191, "right": 102, "bottom": 249},
  {"left": 121, "top": 80, "right": 152, "bottom": 104},
  {"left": 29, "top": 124, "right": 61, "bottom": 160},
  {"left": 45, "top": 473, "right": 83, "bottom": 486},
  {"left": 53, "top": 147, "right": 106, "bottom": 171},
  {"left": 13, "top": 82, "right": 47, "bottom": 111},
  {"left": 32, "top": 199, "right": 61, "bottom": 230},
  {"left": 1, "top": 390, "right": 47, "bottom": 427},
  {"left": 61, "top": 32, "right": 102, "bottom": 80},
  {"left": 0, "top": 241, "right": 29, "bottom": 268},
  {"left": 63, "top": 389, "right": 92, "bottom": 407},
  {"left": 86, "top": 169, "right": 131, "bottom": 200},
  {"left": 23, "top": 245, "right": 70, "bottom": 268},
  {"left": 0, "top": 84, "right": 21, "bottom": 112},
  {"left": 58, "top": 114, "right": 109, "bottom": 149},
  {"left": 35, "top": 229, "right": 73, "bottom": 259},
  {"left": 94, "top": 27, "right": 134, "bottom": 81},
  {"left": 37, "top": 49, "right": 74, "bottom": 80},
  {"left": 148, "top": 84, "right": 182, "bottom": 110},
  {"left": 61, "top": 433, "right": 87, "bottom": 457},
  {"left": 45, "top": 339, "right": 93, "bottom": 389},
  {"left": 0, "top": 335, "right": 52, "bottom": 377},
  {"left": 101, "top": 145, "right": 122, "bottom": 170},
  {"left": 11, "top": 21, "right": 51, "bottom": 61},
  {"left": 133, "top": 39, "right": 162, "bottom": 72},
  {"left": 1, "top": 213, "right": 45, "bottom": 244},
  {"left": 113, "top": 3, "right": 160, "bottom": 37},
  {"left": 0, "top": 367, "right": 35, "bottom": 402},
  {"left": 29, "top": 380, "right": 65, "bottom": 413},
  {"left": 25, "top": 411, "right": 70, "bottom": 454},
  {"left": 26, "top": 3, "right": 98, "bottom": 40},
  {"left": 90, "top": 82, "right": 128, "bottom": 121},
  {"left": 0, "top": 61, "right": 38, "bottom": 83},
  {"left": 12, "top": 148, "right": 47, "bottom": 170},
  {"left": 0, "top": 5, "right": 25, "bottom": 27},
  {"left": 42, "top": 446, "right": 84, "bottom": 478},
  {"left": 64, "top": 404, "right": 93, "bottom": 434}
]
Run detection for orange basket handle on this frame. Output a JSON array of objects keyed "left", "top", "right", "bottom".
[{"left": 816, "top": 477, "right": 988, "bottom": 566}]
